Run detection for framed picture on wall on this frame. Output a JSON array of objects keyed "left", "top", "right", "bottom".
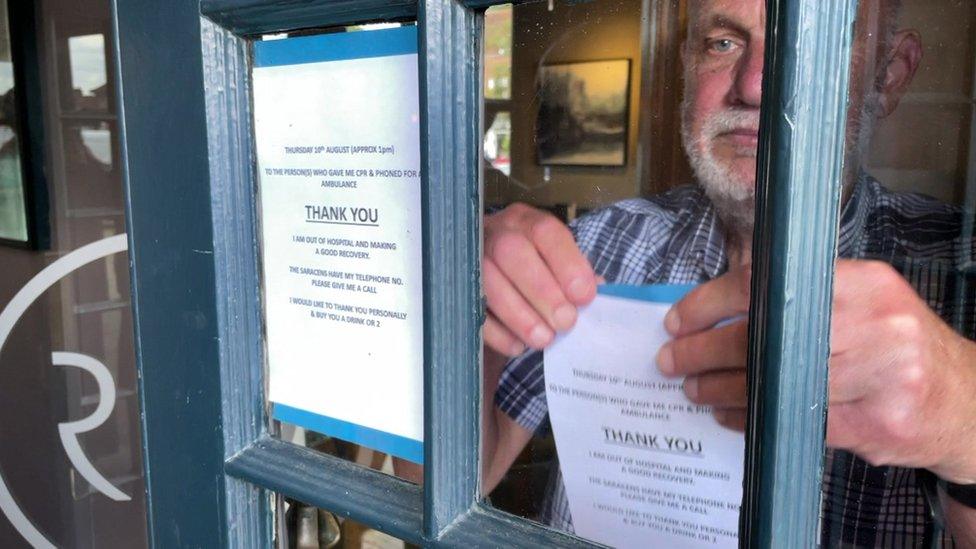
[{"left": 536, "top": 59, "right": 631, "bottom": 167}]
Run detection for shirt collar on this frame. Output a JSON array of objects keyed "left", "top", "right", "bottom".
[
  {"left": 691, "top": 171, "right": 873, "bottom": 277},
  {"left": 683, "top": 187, "right": 729, "bottom": 280}
]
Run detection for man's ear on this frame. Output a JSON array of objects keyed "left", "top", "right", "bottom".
[{"left": 878, "top": 29, "right": 923, "bottom": 118}]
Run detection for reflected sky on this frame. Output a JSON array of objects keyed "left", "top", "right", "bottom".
[
  {"left": 0, "top": 61, "right": 12, "bottom": 96},
  {"left": 68, "top": 34, "right": 106, "bottom": 96}
]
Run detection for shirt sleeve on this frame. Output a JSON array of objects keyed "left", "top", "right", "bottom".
[{"left": 494, "top": 349, "right": 550, "bottom": 434}]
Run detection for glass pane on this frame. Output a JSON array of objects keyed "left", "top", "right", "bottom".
[
  {"left": 481, "top": 0, "right": 759, "bottom": 546},
  {"left": 484, "top": 111, "right": 511, "bottom": 175},
  {"left": 63, "top": 120, "right": 120, "bottom": 210},
  {"left": 0, "top": 0, "right": 28, "bottom": 243},
  {"left": 0, "top": 0, "right": 148, "bottom": 546},
  {"left": 67, "top": 34, "right": 108, "bottom": 112},
  {"left": 253, "top": 23, "right": 424, "bottom": 485},
  {"left": 484, "top": 4, "right": 512, "bottom": 100},
  {"left": 61, "top": 27, "right": 110, "bottom": 113},
  {"left": 823, "top": 1, "right": 976, "bottom": 547}
]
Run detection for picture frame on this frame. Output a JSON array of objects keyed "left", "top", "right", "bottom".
[{"left": 535, "top": 58, "right": 631, "bottom": 167}]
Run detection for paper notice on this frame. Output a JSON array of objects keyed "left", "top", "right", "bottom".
[
  {"left": 252, "top": 26, "right": 424, "bottom": 463},
  {"left": 545, "top": 286, "right": 745, "bottom": 548}
]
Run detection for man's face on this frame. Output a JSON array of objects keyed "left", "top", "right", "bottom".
[
  {"left": 681, "top": 0, "right": 766, "bottom": 232},
  {"left": 681, "top": 0, "right": 766, "bottom": 229},
  {"left": 681, "top": 0, "right": 902, "bottom": 233}
]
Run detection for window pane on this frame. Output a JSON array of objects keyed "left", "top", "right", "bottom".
[
  {"left": 0, "top": 0, "right": 148, "bottom": 546},
  {"left": 0, "top": 0, "right": 27, "bottom": 243},
  {"left": 58, "top": 24, "right": 111, "bottom": 114},
  {"left": 481, "top": 0, "right": 760, "bottom": 546},
  {"left": 484, "top": 111, "right": 511, "bottom": 175},
  {"left": 823, "top": 1, "right": 976, "bottom": 547},
  {"left": 67, "top": 34, "right": 108, "bottom": 111},
  {"left": 484, "top": 4, "right": 512, "bottom": 101},
  {"left": 63, "top": 120, "right": 120, "bottom": 210},
  {"left": 253, "top": 23, "right": 424, "bottom": 485}
]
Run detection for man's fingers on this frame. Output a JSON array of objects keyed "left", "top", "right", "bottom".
[
  {"left": 658, "top": 320, "right": 748, "bottom": 377},
  {"left": 489, "top": 229, "right": 578, "bottom": 332},
  {"left": 666, "top": 266, "right": 751, "bottom": 336},
  {"left": 483, "top": 258, "right": 554, "bottom": 349},
  {"left": 483, "top": 314, "right": 527, "bottom": 358},
  {"left": 527, "top": 214, "right": 598, "bottom": 305},
  {"left": 713, "top": 408, "right": 747, "bottom": 432},
  {"left": 684, "top": 370, "right": 748, "bottom": 408}
]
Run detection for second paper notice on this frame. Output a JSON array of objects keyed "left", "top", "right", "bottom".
[{"left": 545, "top": 286, "right": 744, "bottom": 549}]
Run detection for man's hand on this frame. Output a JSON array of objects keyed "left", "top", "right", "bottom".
[
  {"left": 483, "top": 203, "right": 599, "bottom": 357},
  {"left": 826, "top": 260, "right": 976, "bottom": 484},
  {"left": 656, "top": 265, "right": 751, "bottom": 431},
  {"left": 656, "top": 259, "right": 976, "bottom": 484}
]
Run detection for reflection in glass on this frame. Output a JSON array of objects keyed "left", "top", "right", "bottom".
[
  {"left": 0, "top": 0, "right": 27, "bottom": 242},
  {"left": 80, "top": 124, "right": 112, "bottom": 167},
  {"left": 484, "top": 4, "right": 512, "bottom": 100},
  {"left": 67, "top": 34, "right": 108, "bottom": 111},
  {"left": 484, "top": 112, "right": 511, "bottom": 175},
  {"left": 63, "top": 121, "right": 119, "bottom": 212}
]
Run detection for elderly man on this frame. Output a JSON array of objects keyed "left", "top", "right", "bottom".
[{"left": 480, "top": 0, "right": 976, "bottom": 545}]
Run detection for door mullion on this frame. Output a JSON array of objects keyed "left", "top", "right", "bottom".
[
  {"left": 742, "top": 0, "right": 858, "bottom": 545},
  {"left": 419, "top": 0, "right": 483, "bottom": 538},
  {"left": 200, "top": 15, "right": 273, "bottom": 547}
]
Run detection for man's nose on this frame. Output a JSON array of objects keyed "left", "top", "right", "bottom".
[{"left": 731, "top": 43, "right": 764, "bottom": 107}]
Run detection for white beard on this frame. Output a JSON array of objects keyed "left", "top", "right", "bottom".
[
  {"left": 679, "top": 95, "right": 879, "bottom": 237},
  {"left": 680, "top": 100, "right": 760, "bottom": 236}
]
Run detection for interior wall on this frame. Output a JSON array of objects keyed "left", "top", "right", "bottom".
[
  {"left": 487, "top": 0, "right": 645, "bottom": 210},
  {"left": 864, "top": 0, "right": 975, "bottom": 205}
]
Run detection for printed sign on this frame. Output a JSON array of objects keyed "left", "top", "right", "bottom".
[
  {"left": 545, "top": 285, "right": 745, "bottom": 548},
  {"left": 253, "top": 26, "right": 424, "bottom": 463}
]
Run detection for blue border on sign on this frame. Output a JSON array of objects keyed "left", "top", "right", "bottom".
[
  {"left": 254, "top": 25, "right": 418, "bottom": 68},
  {"left": 597, "top": 283, "right": 696, "bottom": 304},
  {"left": 273, "top": 402, "right": 424, "bottom": 464}
]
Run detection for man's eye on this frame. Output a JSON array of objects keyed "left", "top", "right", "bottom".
[{"left": 707, "top": 39, "right": 737, "bottom": 54}]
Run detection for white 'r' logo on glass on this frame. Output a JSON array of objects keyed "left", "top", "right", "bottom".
[{"left": 0, "top": 235, "right": 131, "bottom": 549}]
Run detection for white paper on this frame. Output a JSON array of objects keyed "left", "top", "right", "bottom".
[
  {"left": 545, "top": 293, "right": 744, "bottom": 548},
  {"left": 253, "top": 36, "right": 424, "bottom": 452}
]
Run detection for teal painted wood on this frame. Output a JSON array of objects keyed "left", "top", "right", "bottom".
[
  {"left": 225, "top": 439, "right": 602, "bottom": 548},
  {"left": 201, "top": 0, "right": 417, "bottom": 36},
  {"left": 742, "top": 0, "right": 858, "bottom": 546},
  {"left": 226, "top": 437, "right": 426, "bottom": 544},
  {"left": 439, "top": 504, "right": 600, "bottom": 548},
  {"left": 418, "top": 0, "right": 483, "bottom": 538},
  {"left": 200, "top": 16, "right": 274, "bottom": 547},
  {"left": 459, "top": 0, "right": 511, "bottom": 9},
  {"left": 113, "top": 0, "right": 228, "bottom": 546}
]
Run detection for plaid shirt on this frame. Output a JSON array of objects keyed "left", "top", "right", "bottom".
[{"left": 495, "top": 174, "right": 973, "bottom": 547}]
